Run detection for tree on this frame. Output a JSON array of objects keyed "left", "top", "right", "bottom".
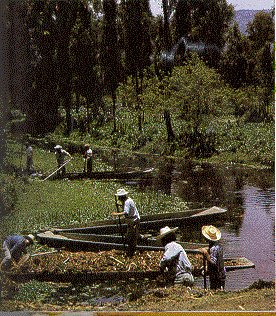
[
  {"left": 4, "top": 1, "right": 33, "bottom": 124},
  {"left": 55, "top": 1, "right": 79, "bottom": 136},
  {"left": 189, "top": 0, "right": 234, "bottom": 49},
  {"left": 246, "top": 11, "right": 274, "bottom": 51},
  {"left": 100, "top": 0, "right": 121, "bottom": 132},
  {"left": 140, "top": 54, "right": 228, "bottom": 152},
  {"left": 219, "top": 22, "right": 250, "bottom": 88},
  {"left": 70, "top": 1, "right": 102, "bottom": 133},
  {"left": 122, "top": 0, "right": 153, "bottom": 131},
  {"left": 26, "top": 0, "right": 61, "bottom": 135},
  {"left": 256, "top": 42, "right": 274, "bottom": 120},
  {"left": 162, "top": 0, "right": 173, "bottom": 50},
  {"left": 171, "top": 0, "right": 191, "bottom": 42}
]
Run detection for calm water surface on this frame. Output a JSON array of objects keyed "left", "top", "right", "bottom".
[{"left": 102, "top": 152, "right": 275, "bottom": 291}]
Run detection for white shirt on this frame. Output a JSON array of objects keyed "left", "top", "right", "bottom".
[
  {"left": 85, "top": 148, "right": 92, "bottom": 158},
  {"left": 26, "top": 146, "right": 33, "bottom": 157},
  {"left": 124, "top": 197, "right": 140, "bottom": 223}
]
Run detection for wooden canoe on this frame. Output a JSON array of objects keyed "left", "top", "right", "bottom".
[
  {"left": 36, "top": 206, "right": 227, "bottom": 252},
  {"left": 50, "top": 206, "right": 228, "bottom": 235},
  {"left": 7, "top": 257, "right": 255, "bottom": 284},
  {"left": 49, "top": 168, "right": 154, "bottom": 180},
  {"left": 36, "top": 230, "right": 207, "bottom": 253}
]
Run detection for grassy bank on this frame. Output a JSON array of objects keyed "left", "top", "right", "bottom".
[
  {"left": 1, "top": 279, "right": 274, "bottom": 311},
  {"left": 14, "top": 112, "right": 274, "bottom": 170},
  {"left": 0, "top": 136, "right": 186, "bottom": 242}
]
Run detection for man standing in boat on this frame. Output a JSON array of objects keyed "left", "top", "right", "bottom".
[
  {"left": 200, "top": 225, "right": 226, "bottom": 291},
  {"left": 111, "top": 189, "right": 140, "bottom": 257},
  {"left": 83, "top": 144, "right": 93, "bottom": 174},
  {"left": 54, "top": 145, "right": 72, "bottom": 177}
]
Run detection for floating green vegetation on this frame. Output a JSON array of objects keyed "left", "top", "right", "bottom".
[
  {"left": 14, "top": 280, "right": 56, "bottom": 303},
  {"left": 1, "top": 137, "right": 187, "bottom": 241}
]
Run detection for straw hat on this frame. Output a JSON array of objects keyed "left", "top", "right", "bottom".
[
  {"left": 84, "top": 144, "right": 90, "bottom": 148},
  {"left": 202, "top": 225, "right": 221, "bottom": 241},
  {"left": 54, "top": 145, "right": 62, "bottom": 150},
  {"left": 156, "top": 226, "right": 178, "bottom": 240},
  {"left": 26, "top": 234, "right": 35, "bottom": 244},
  {"left": 115, "top": 189, "right": 128, "bottom": 196}
]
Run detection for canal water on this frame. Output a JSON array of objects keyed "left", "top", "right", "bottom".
[{"left": 99, "top": 151, "right": 275, "bottom": 291}]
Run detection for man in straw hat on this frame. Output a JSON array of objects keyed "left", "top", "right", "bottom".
[
  {"left": 0, "top": 234, "right": 35, "bottom": 272},
  {"left": 83, "top": 144, "right": 93, "bottom": 174},
  {"left": 200, "top": 225, "right": 226, "bottom": 291},
  {"left": 111, "top": 189, "right": 140, "bottom": 257},
  {"left": 54, "top": 145, "right": 72, "bottom": 177},
  {"left": 157, "top": 226, "right": 194, "bottom": 287}
]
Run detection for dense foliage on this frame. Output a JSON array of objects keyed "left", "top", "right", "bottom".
[{"left": 2, "top": 0, "right": 274, "bottom": 163}]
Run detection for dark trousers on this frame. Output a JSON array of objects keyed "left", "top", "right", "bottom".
[
  {"left": 210, "top": 276, "right": 226, "bottom": 290},
  {"left": 57, "top": 161, "right": 66, "bottom": 177},
  {"left": 125, "top": 220, "right": 140, "bottom": 257},
  {"left": 86, "top": 158, "right": 93, "bottom": 174},
  {"left": 26, "top": 157, "right": 33, "bottom": 173}
]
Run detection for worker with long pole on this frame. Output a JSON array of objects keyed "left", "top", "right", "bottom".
[
  {"left": 54, "top": 145, "right": 73, "bottom": 178},
  {"left": 114, "top": 194, "right": 126, "bottom": 251},
  {"left": 111, "top": 189, "right": 140, "bottom": 257},
  {"left": 42, "top": 159, "right": 72, "bottom": 181}
]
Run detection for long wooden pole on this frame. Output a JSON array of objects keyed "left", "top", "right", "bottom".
[
  {"left": 203, "top": 256, "right": 207, "bottom": 292},
  {"left": 115, "top": 195, "right": 126, "bottom": 251},
  {"left": 42, "top": 159, "right": 72, "bottom": 181},
  {"left": 42, "top": 164, "right": 60, "bottom": 176}
]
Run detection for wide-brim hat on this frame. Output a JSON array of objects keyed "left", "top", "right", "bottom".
[
  {"left": 84, "top": 143, "right": 90, "bottom": 147},
  {"left": 54, "top": 145, "right": 62, "bottom": 150},
  {"left": 156, "top": 226, "right": 178, "bottom": 240},
  {"left": 115, "top": 189, "right": 128, "bottom": 196},
  {"left": 202, "top": 225, "right": 221, "bottom": 241},
  {"left": 26, "top": 234, "right": 35, "bottom": 244}
]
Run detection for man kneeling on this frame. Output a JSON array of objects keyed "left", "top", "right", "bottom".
[{"left": 157, "top": 226, "right": 194, "bottom": 287}]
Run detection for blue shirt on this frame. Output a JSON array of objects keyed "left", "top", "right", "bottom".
[
  {"left": 209, "top": 243, "right": 226, "bottom": 280},
  {"left": 5, "top": 235, "right": 27, "bottom": 262}
]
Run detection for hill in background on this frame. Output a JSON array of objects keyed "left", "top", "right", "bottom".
[{"left": 234, "top": 9, "right": 273, "bottom": 34}]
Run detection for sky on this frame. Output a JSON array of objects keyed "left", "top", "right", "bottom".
[{"left": 149, "top": 0, "right": 274, "bottom": 16}]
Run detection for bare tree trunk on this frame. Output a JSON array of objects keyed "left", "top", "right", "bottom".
[
  {"left": 164, "top": 109, "right": 175, "bottom": 143},
  {"left": 162, "top": 0, "right": 172, "bottom": 51},
  {"left": 112, "top": 91, "right": 117, "bottom": 132}
]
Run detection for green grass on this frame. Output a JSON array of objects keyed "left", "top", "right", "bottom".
[{"left": 0, "top": 136, "right": 187, "bottom": 244}]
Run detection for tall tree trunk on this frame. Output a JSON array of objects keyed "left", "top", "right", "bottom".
[
  {"left": 112, "top": 91, "right": 117, "bottom": 132},
  {"left": 164, "top": 109, "right": 175, "bottom": 143},
  {"left": 162, "top": 0, "right": 172, "bottom": 51},
  {"left": 64, "top": 96, "right": 72, "bottom": 137}
]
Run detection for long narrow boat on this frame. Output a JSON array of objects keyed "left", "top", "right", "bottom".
[
  {"left": 49, "top": 168, "right": 154, "bottom": 180},
  {"left": 36, "top": 230, "right": 207, "bottom": 253},
  {"left": 8, "top": 257, "right": 255, "bottom": 284},
  {"left": 36, "top": 206, "right": 227, "bottom": 252},
  {"left": 51, "top": 206, "right": 227, "bottom": 235}
]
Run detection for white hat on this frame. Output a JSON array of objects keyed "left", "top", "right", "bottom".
[
  {"left": 115, "top": 189, "right": 128, "bottom": 196},
  {"left": 202, "top": 225, "right": 221, "bottom": 241},
  {"left": 156, "top": 226, "right": 178, "bottom": 240},
  {"left": 26, "top": 234, "right": 35, "bottom": 243},
  {"left": 54, "top": 145, "right": 62, "bottom": 150}
]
